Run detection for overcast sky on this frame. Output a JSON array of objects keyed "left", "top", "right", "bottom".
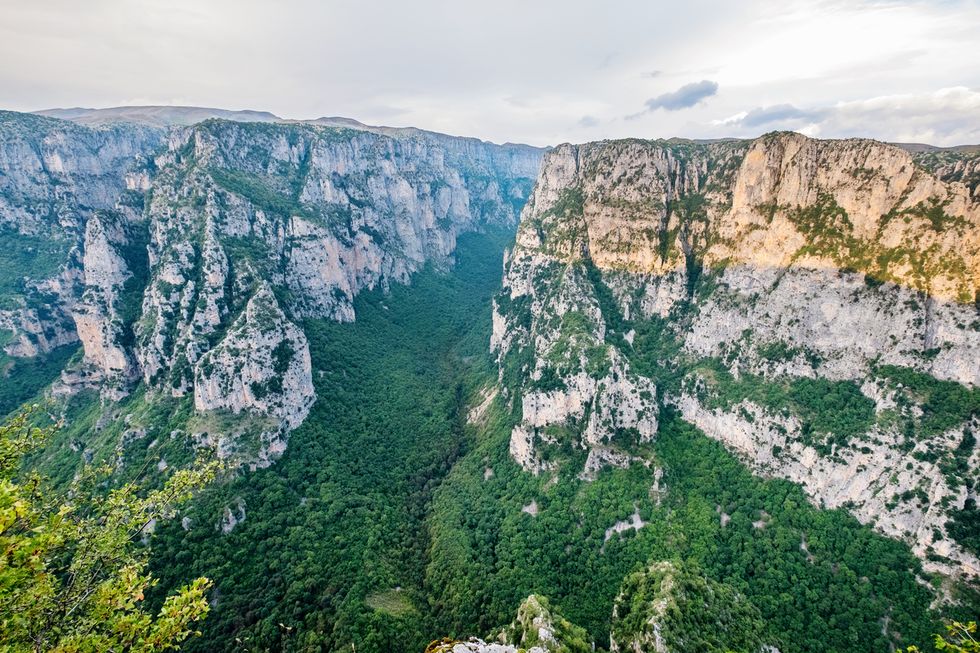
[{"left": 1, "top": 0, "right": 978, "bottom": 146}]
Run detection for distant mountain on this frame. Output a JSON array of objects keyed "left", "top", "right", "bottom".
[
  {"left": 35, "top": 105, "right": 281, "bottom": 127},
  {"left": 893, "top": 142, "right": 980, "bottom": 154}
]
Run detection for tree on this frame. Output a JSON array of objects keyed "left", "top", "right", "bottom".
[
  {"left": 908, "top": 622, "right": 980, "bottom": 653},
  {"left": 0, "top": 408, "right": 219, "bottom": 652}
]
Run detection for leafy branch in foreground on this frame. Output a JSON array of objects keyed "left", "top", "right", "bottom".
[
  {"left": 0, "top": 408, "right": 220, "bottom": 652},
  {"left": 907, "top": 622, "right": 980, "bottom": 653}
]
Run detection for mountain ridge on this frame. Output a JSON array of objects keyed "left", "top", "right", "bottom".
[
  {"left": 0, "top": 108, "right": 544, "bottom": 466},
  {"left": 34, "top": 104, "right": 980, "bottom": 153},
  {"left": 1, "top": 106, "right": 979, "bottom": 651},
  {"left": 492, "top": 131, "right": 979, "bottom": 581}
]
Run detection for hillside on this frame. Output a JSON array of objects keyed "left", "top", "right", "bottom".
[{"left": 1, "top": 113, "right": 978, "bottom": 652}]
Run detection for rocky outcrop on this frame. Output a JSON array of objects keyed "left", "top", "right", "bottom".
[
  {"left": 135, "top": 120, "right": 540, "bottom": 392},
  {"left": 0, "top": 111, "right": 162, "bottom": 234},
  {"left": 71, "top": 210, "right": 142, "bottom": 396},
  {"left": 494, "top": 133, "right": 980, "bottom": 580},
  {"left": 609, "top": 561, "right": 772, "bottom": 653},
  {"left": 907, "top": 146, "right": 980, "bottom": 199},
  {"left": 0, "top": 110, "right": 162, "bottom": 365},
  {"left": 427, "top": 595, "right": 591, "bottom": 653},
  {"left": 0, "top": 265, "right": 81, "bottom": 358},
  {"left": 193, "top": 284, "right": 314, "bottom": 462}
]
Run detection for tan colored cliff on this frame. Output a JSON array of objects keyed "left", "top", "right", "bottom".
[{"left": 494, "top": 132, "right": 980, "bottom": 581}]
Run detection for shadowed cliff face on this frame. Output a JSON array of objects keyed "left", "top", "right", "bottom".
[{"left": 493, "top": 132, "right": 980, "bottom": 580}]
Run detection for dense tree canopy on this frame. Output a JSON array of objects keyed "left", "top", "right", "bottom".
[
  {"left": 13, "top": 232, "right": 977, "bottom": 652},
  {"left": 0, "top": 409, "right": 216, "bottom": 652}
]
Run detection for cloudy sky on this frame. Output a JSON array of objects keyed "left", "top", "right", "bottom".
[{"left": 1, "top": 0, "right": 978, "bottom": 146}]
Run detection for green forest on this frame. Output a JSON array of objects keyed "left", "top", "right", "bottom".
[
  {"left": 145, "top": 230, "right": 511, "bottom": 651},
  {"left": 3, "top": 229, "right": 975, "bottom": 652},
  {"left": 136, "top": 231, "right": 971, "bottom": 651}
]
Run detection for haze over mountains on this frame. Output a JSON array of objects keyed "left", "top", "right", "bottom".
[{"left": 32, "top": 106, "right": 539, "bottom": 145}]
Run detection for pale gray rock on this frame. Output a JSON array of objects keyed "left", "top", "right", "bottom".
[
  {"left": 495, "top": 132, "right": 980, "bottom": 583},
  {"left": 193, "top": 284, "right": 314, "bottom": 462},
  {"left": 0, "top": 111, "right": 162, "bottom": 361}
]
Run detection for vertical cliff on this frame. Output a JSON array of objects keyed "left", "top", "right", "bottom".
[
  {"left": 0, "top": 109, "right": 543, "bottom": 464},
  {"left": 493, "top": 133, "right": 979, "bottom": 580},
  {"left": 0, "top": 111, "right": 162, "bottom": 362}
]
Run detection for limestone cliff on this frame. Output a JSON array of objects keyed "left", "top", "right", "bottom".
[
  {"left": 70, "top": 210, "right": 143, "bottom": 396},
  {"left": 0, "top": 109, "right": 543, "bottom": 464},
  {"left": 494, "top": 133, "right": 979, "bottom": 581},
  {"left": 906, "top": 145, "right": 980, "bottom": 200},
  {"left": 125, "top": 119, "right": 540, "bottom": 459},
  {"left": 193, "top": 284, "right": 314, "bottom": 465},
  {"left": 0, "top": 111, "right": 162, "bottom": 361}
]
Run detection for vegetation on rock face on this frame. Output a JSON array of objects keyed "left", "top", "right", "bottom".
[
  {"left": 693, "top": 359, "right": 877, "bottom": 449},
  {"left": 497, "top": 594, "right": 592, "bottom": 653},
  {"left": 877, "top": 365, "right": 980, "bottom": 438},
  {"left": 144, "top": 231, "right": 512, "bottom": 652},
  {"left": 0, "top": 409, "right": 217, "bottom": 652},
  {"left": 611, "top": 560, "right": 768, "bottom": 653},
  {"left": 209, "top": 166, "right": 315, "bottom": 221},
  {"left": 911, "top": 146, "right": 980, "bottom": 197},
  {"left": 788, "top": 193, "right": 973, "bottom": 301}
]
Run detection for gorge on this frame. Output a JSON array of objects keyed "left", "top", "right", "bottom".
[{"left": 0, "top": 107, "right": 977, "bottom": 652}]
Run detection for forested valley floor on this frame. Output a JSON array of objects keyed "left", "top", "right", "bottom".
[{"left": 37, "top": 229, "right": 969, "bottom": 652}]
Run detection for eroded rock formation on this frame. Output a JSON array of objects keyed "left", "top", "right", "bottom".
[{"left": 493, "top": 133, "right": 979, "bottom": 580}]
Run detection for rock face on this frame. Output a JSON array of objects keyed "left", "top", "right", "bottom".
[
  {"left": 906, "top": 146, "right": 980, "bottom": 200},
  {"left": 494, "top": 132, "right": 980, "bottom": 581},
  {"left": 193, "top": 284, "right": 314, "bottom": 461},
  {"left": 0, "top": 109, "right": 543, "bottom": 464},
  {"left": 0, "top": 110, "right": 162, "bottom": 361},
  {"left": 71, "top": 210, "right": 143, "bottom": 396},
  {"left": 135, "top": 119, "right": 539, "bottom": 389},
  {"left": 129, "top": 119, "right": 540, "bottom": 460}
]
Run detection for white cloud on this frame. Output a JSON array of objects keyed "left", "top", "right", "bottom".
[
  {"left": 823, "top": 87, "right": 980, "bottom": 144},
  {"left": 712, "top": 111, "right": 747, "bottom": 127},
  {"left": 0, "top": 0, "right": 977, "bottom": 146},
  {"left": 710, "top": 87, "right": 980, "bottom": 146}
]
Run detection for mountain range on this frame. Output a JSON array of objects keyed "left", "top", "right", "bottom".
[{"left": 0, "top": 105, "right": 977, "bottom": 652}]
